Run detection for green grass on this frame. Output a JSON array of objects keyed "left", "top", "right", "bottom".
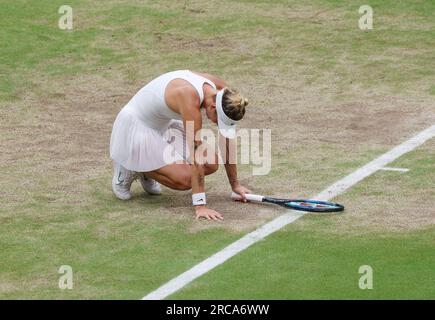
[
  {"left": 0, "top": 187, "right": 243, "bottom": 299},
  {"left": 172, "top": 227, "right": 435, "bottom": 299},
  {"left": 2, "top": 0, "right": 435, "bottom": 101},
  {"left": 347, "top": 143, "right": 435, "bottom": 197}
]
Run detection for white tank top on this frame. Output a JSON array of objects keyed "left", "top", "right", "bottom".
[{"left": 124, "top": 70, "right": 217, "bottom": 130}]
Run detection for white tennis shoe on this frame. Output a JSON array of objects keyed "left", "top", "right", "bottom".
[
  {"left": 112, "top": 162, "right": 137, "bottom": 200},
  {"left": 138, "top": 174, "right": 162, "bottom": 195}
]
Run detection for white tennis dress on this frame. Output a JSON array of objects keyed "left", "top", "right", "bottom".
[{"left": 110, "top": 70, "right": 217, "bottom": 172}]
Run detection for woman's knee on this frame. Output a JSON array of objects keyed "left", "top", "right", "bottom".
[{"left": 205, "top": 163, "right": 219, "bottom": 175}]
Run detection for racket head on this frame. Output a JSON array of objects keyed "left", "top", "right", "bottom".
[{"left": 264, "top": 197, "right": 344, "bottom": 213}]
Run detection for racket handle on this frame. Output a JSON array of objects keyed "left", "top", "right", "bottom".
[{"left": 231, "top": 192, "right": 264, "bottom": 202}]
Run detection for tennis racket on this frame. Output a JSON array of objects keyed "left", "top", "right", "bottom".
[{"left": 231, "top": 192, "right": 344, "bottom": 213}]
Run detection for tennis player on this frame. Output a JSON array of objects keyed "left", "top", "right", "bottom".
[{"left": 110, "top": 70, "right": 251, "bottom": 220}]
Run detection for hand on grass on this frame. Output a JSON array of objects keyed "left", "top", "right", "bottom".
[{"left": 195, "top": 206, "right": 224, "bottom": 221}]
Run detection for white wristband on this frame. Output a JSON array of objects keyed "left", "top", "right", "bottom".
[{"left": 192, "top": 193, "right": 206, "bottom": 206}]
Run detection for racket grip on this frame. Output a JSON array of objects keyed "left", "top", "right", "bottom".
[{"left": 231, "top": 192, "right": 264, "bottom": 202}]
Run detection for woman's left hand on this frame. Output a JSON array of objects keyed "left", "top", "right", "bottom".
[{"left": 232, "top": 183, "right": 252, "bottom": 202}]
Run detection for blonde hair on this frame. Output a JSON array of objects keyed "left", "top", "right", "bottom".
[{"left": 221, "top": 88, "right": 248, "bottom": 121}]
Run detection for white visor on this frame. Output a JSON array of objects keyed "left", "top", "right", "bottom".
[{"left": 216, "top": 89, "right": 239, "bottom": 139}]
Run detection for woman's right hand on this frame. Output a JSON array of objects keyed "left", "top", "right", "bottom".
[{"left": 195, "top": 206, "right": 224, "bottom": 221}]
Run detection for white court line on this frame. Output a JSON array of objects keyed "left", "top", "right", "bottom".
[
  {"left": 380, "top": 167, "right": 410, "bottom": 172},
  {"left": 142, "top": 124, "right": 435, "bottom": 300}
]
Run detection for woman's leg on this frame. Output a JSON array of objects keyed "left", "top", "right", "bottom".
[
  {"left": 144, "top": 144, "right": 220, "bottom": 191},
  {"left": 145, "top": 163, "right": 192, "bottom": 190},
  {"left": 145, "top": 161, "right": 219, "bottom": 191}
]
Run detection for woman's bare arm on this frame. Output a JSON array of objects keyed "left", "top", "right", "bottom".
[
  {"left": 176, "top": 89, "right": 205, "bottom": 194},
  {"left": 177, "top": 88, "right": 224, "bottom": 220},
  {"left": 219, "top": 133, "right": 251, "bottom": 201}
]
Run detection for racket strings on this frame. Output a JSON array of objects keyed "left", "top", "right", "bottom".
[{"left": 288, "top": 201, "right": 339, "bottom": 209}]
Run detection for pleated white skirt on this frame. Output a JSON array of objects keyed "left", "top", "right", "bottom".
[{"left": 109, "top": 106, "right": 189, "bottom": 172}]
